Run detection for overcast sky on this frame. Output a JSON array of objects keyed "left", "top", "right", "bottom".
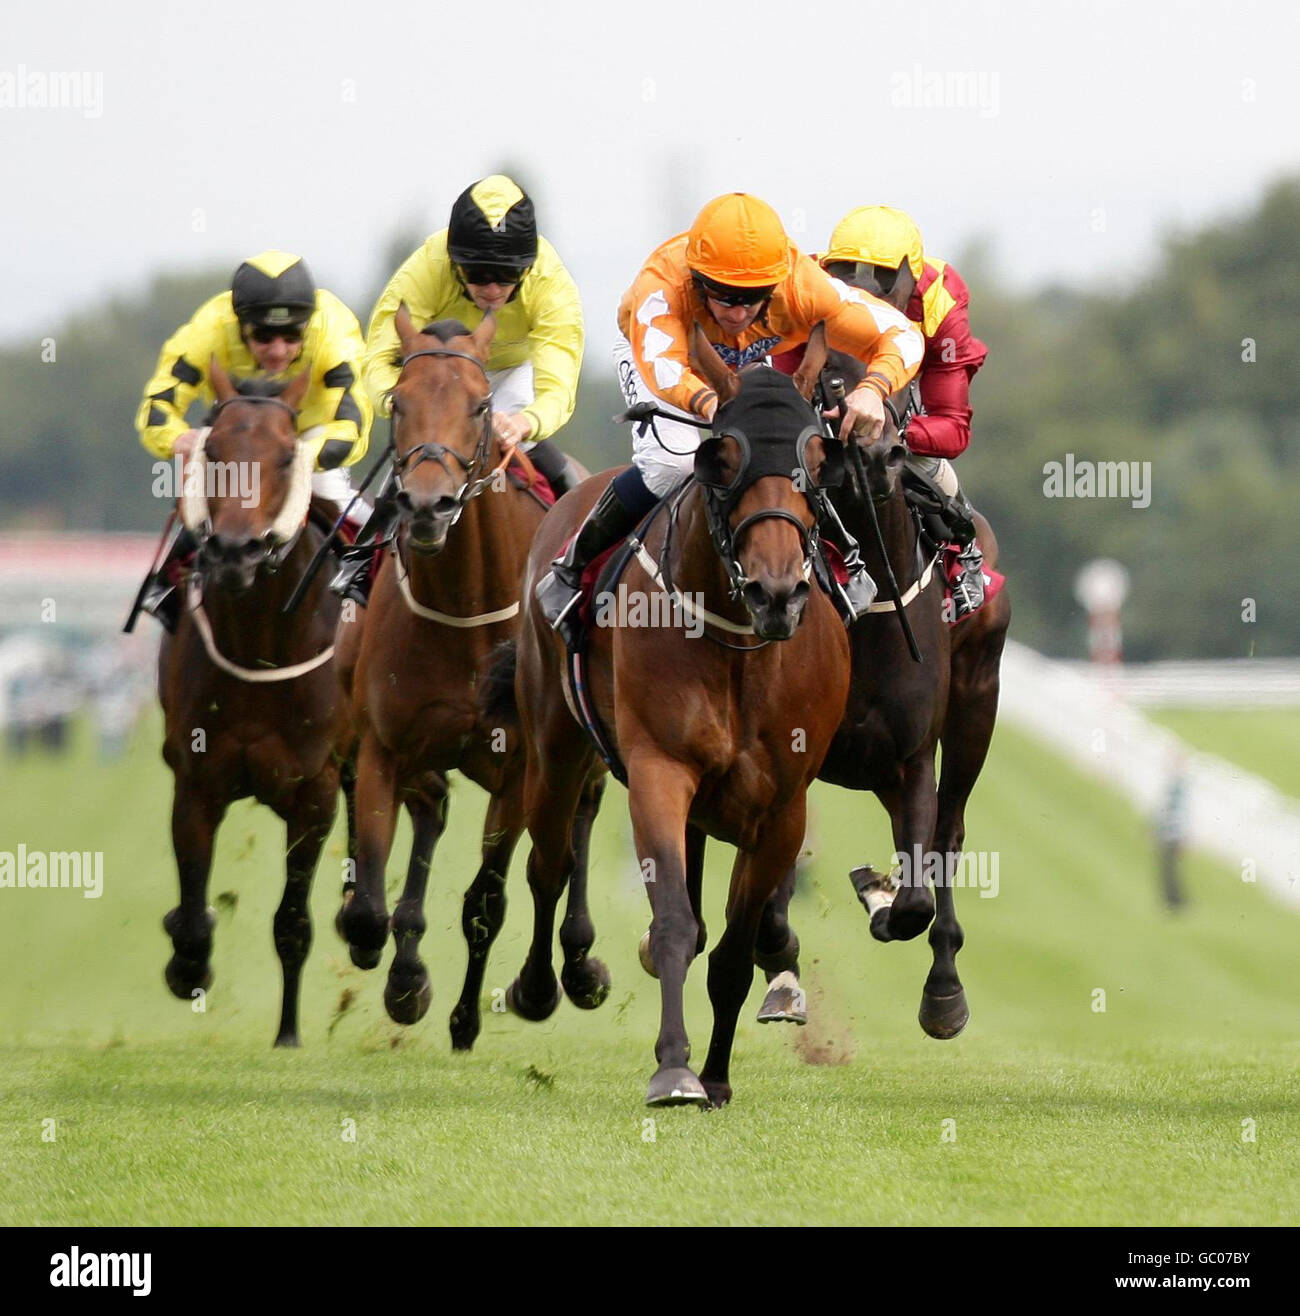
[{"left": 3, "top": 0, "right": 1296, "bottom": 363}]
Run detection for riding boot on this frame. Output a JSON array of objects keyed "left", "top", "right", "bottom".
[
  {"left": 817, "top": 499, "right": 878, "bottom": 623},
  {"left": 535, "top": 480, "right": 645, "bottom": 643},
  {"left": 329, "top": 491, "right": 400, "bottom": 607},
  {"left": 136, "top": 527, "right": 197, "bottom": 634},
  {"left": 949, "top": 490, "right": 986, "bottom": 620},
  {"left": 525, "top": 438, "right": 582, "bottom": 498}
]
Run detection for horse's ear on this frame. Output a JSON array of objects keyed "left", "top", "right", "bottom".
[
  {"left": 470, "top": 311, "right": 496, "bottom": 359},
  {"left": 690, "top": 324, "right": 739, "bottom": 405},
  {"left": 394, "top": 301, "right": 417, "bottom": 352},
  {"left": 209, "top": 355, "right": 237, "bottom": 402},
  {"left": 793, "top": 321, "right": 828, "bottom": 401},
  {"left": 282, "top": 363, "right": 312, "bottom": 412}
]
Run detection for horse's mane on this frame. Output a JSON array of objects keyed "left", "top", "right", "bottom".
[{"left": 233, "top": 375, "right": 291, "bottom": 399}]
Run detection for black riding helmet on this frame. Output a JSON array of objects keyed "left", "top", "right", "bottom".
[
  {"left": 447, "top": 175, "right": 538, "bottom": 283},
  {"left": 231, "top": 251, "right": 317, "bottom": 329}
]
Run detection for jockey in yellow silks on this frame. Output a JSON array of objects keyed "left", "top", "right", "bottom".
[{"left": 131, "top": 250, "right": 372, "bottom": 630}]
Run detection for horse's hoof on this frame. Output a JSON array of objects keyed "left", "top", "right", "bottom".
[
  {"left": 850, "top": 867, "right": 897, "bottom": 942},
  {"left": 448, "top": 1005, "right": 478, "bottom": 1052},
  {"left": 384, "top": 968, "right": 432, "bottom": 1025},
  {"left": 645, "top": 1066, "right": 709, "bottom": 1107},
  {"left": 349, "top": 944, "right": 383, "bottom": 971},
  {"left": 919, "top": 988, "right": 969, "bottom": 1039},
  {"left": 562, "top": 956, "right": 611, "bottom": 1010},
  {"left": 638, "top": 930, "right": 658, "bottom": 979},
  {"left": 273, "top": 1032, "right": 301, "bottom": 1049},
  {"left": 756, "top": 970, "right": 807, "bottom": 1025},
  {"left": 506, "top": 975, "right": 562, "bottom": 1022},
  {"left": 702, "top": 1078, "right": 733, "bottom": 1109},
  {"left": 164, "top": 957, "right": 213, "bottom": 1001}
]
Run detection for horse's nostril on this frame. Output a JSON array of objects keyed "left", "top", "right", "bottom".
[
  {"left": 395, "top": 490, "right": 414, "bottom": 512},
  {"left": 241, "top": 539, "right": 263, "bottom": 561}
]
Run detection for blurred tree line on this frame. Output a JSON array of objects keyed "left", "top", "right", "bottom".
[{"left": 1, "top": 177, "right": 1296, "bottom": 660}]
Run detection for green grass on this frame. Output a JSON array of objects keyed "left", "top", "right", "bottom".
[
  {"left": 1147, "top": 706, "right": 1300, "bottom": 799},
  {"left": 0, "top": 709, "right": 1296, "bottom": 1226}
]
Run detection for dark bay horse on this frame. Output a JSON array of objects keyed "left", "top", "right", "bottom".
[
  {"left": 498, "top": 366, "right": 851, "bottom": 1107},
  {"left": 158, "top": 361, "right": 352, "bottom": 1046},
  {"left": 334, "top": 306, "right": 581, "bottom": 1050},
  {"left": 754, "top": 348, "right": 1012, "bottom": 1039}
]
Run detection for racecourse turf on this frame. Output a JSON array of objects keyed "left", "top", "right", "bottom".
[
  {"left": 1147, "top": 706, "right": 1300, "bottom": 800},
  {"left": 0, "top": 711, "right": 1296, "bottom": 1226}
]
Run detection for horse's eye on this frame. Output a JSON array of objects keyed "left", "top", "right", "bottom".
[{"left": 473, "top": 399, "right": 490, "bottom": 418}]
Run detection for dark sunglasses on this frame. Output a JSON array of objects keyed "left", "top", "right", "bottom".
[
  {"left": 248, "top": 324, "right": 305, "bottom": 345},
  {"left": 458, "top": 263, "right": 527, "bottom": 286},
  {"left": 695, "top": 276, "right": 775, "bottom": 308}
]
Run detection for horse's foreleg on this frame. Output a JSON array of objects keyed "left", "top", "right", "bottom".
[
  {"left": 385, "top": 774, "right": 449, "bottom": 1026},
  {"left": 629, "top": 759, "right": 707, "bottom": 1107},
  {"left": 559, "top": 776, "right": 611, "bottom": 1010},
  {"left": 700, "top": 799, "right": 807, "bottom": 1107},
  {"left": 275, "top": 774, "right": 337, "bottom": 1047},
  {"left": 920, "top": 620, "right": 1005, "bottom": 1038},
  {"left": 872, "top": 753, "right": 938, "bottom": 943},
  {"left": 507, "top": 740, "right": 589, "bottom": 1023},
  {"left": 338, "top": 730, "right": 398, "bottom": 970},
  {"left": 755, "top": 863, "right": 805, "bottom": 1024},
  {"left": 164, "top": 785, "right": 225, "bottom": 1001},
  {"left": 339, "top": 751, "right": 359, "bottom": 892},
  {"left": 450, "top": 777, "right": 522, "bottom": 1050},
  {"left": 638, "top": 820, "right": 706, "bottom": 979}
]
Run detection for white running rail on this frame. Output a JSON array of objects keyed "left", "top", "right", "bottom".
[{"left": 998, "top": 641, "right": 1300, "bottom": 908}]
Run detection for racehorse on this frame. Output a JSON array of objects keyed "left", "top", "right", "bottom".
[
  {"left": 333, "top": 306, "right": 589, "bottom": 1050},
  {"left": 157, "top": 361, "right": 353, "bottom": 1046},
  {"left": 495, "top": 361, "right": 852, "bottom": 1107},
  {"left": 752, "top": 346, "right": 1012, "bottom": 1040}
]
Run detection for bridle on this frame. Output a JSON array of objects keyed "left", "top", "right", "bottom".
[
  {"left": 388, "top": 347, "right": 497, "bottom": 530},
  {"left": 191, "top": 394, "right": 313, "bottom": 575}
]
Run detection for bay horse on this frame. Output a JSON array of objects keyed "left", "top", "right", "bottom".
[
  {"left": 752, "top": 346, "right": 1012, "bottom": 1039},
  {"left": 333, "top": 306, "right": 594, "bottom": 1050},
  {"left": 157, "top": 361, "right": 353, "bottom": 1047},
  {"left": 498, "top": 364, "right": 851, "bottom": 1107}
]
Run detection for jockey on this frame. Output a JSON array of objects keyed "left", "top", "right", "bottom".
[
  {"left": 337, "top": 175, "right": 585, "bottom": 604},
  {"left": 132, "top": 249, "right": 372, "bottom": 631},
  {"left": 820, "top": 205, "right": 990, "bottom": 617},
  {"left": 535, "top": 191, "right": 925, "bottom": 636}
]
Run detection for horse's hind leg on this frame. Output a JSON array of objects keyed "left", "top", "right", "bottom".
[
  {"left": 339, "top": 750, "right": 358, "bottom": 896},
  {"left": 870, "top": 754, "right": 938, "bottom": 943},
  {"left": 275, "top": 773, "right": 338, "bottom": 1047},
  {"left": 449, "top": 777, "right": 522, "bottom": 1051},
  {"left": 755, "top": 863, "right": 805, "bottom": 1025},
  {"left": 560, "top": 775, "right": 612, "bottom": 1010},
  {"left": 164, "top": 785, "right": 224, "bottom": 1001},
  {"left": 384, "top": 772, "right": 449, "bottom": 1026}
]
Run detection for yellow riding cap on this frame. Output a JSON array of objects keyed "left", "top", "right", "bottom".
[{"left": 824, "top": 206, "right": 925, "bottom": 280}]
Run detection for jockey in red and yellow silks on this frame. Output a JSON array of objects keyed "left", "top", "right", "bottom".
[
  {"left": 534, "top": 192, "right": 925, "bottom": 637},
  {"left": 820, "top": 205, "right": 990, "bottom": 618}
]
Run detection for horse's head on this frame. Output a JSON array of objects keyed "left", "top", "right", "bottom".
[
  {"left": 387, "top": 303, "right": 495, "bottom": 555},
  {"left": 693, "top": 364, "right": 845, "bottom": 641},
  {"left": 185, "top": 359, "right": 313, "bottom": 591},
  {"left": 820, "top": 346, "right": 910, "bottom": 502}
]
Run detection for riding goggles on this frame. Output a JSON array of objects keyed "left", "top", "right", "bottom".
[
  {"left": 457, "top": 262, "right": 530, "bottom": 287},
  {"left": 693, "top": 274, "right": 776, "bottom": 308}
]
